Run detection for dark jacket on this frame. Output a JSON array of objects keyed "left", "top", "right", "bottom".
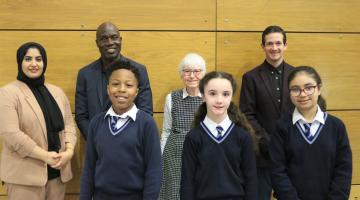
[{"left": 239, "top": 60, "right": 294, "bottom": 167}]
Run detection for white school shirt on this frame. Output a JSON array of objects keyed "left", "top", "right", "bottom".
[
  {"left": 292, "top": 105, "right": 325, "bottom": 137},
  {"left": 203, "top": 115, "right": 232, "bottom": 138},
  {"left": 104, "top": 104, "right": 138, "bottom": 128}
]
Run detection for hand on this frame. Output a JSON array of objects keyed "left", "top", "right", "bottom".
[
  {"left": 46, "top": 151, "right": 61, "bottom": 166},
  {"left": 50, "top": 149, "right": 74, "bottom": 170}
]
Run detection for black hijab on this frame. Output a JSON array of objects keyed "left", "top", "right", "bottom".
[{"left": 17, "top": 42, "right": 64, "bottom": 154}]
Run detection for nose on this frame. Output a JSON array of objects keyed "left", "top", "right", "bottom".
[
  {"left": 107, "top": 38, "right": 114, "bottom": 45},
  {"left": 299, "top": 89, "right": 307, "bottom": 97},
  {"left": 119, "top": 84, "right": 126, "bottom": 92},
  {"left": 215, "top": 95, "right": 223, "bottom": 103},
  {"left": 30, "top": 59, "right": 37, "bottom": 66},
  {"left": 270, "top": 43, "right": 278, "bottom": 50},
  {"left": 189, "top": 72, "right": 195, "bottom": 78}
]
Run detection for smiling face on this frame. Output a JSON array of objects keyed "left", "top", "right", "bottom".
[
  {"left": 262, "top": 32, "right": 287, "bottom": 66},
  {"left": 289, "top": 72, "right": 321, "bottom": 113},
  {"left": 96, "top": 23, "right": 122, "bottom": 62},
  {"left": 107, "top": 69, "right": 138, "bottom": 115},
  {"left": 202, "top": 78, "right": 233, "bottom": 122},
  {"left": 181, "top": 65, "right": 204, "bottom": 90},
  {"left": 21, "top": 48, "right": 44, "bottom": 79}
]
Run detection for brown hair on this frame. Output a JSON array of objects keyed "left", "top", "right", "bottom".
[{"left": 193, "top": 71, "right": 259, "bottom": 153}]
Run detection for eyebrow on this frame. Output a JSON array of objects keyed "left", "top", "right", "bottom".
[{"left": 290, "top": 83, "right": 316, "bottom": 87}]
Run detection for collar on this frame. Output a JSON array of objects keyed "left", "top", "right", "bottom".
[
  {"left": 99, "top": 55, "right": 126, "bottom": 72},
  {"left": 292, "top": 105, "right": 325, "bottom": 125},
  {"left": 104, "top": 104, "right": 138, "bottom": 121},
  {"left": 182, "top": 88, "right": 202, "bottom": 99},
  {"left": 203, "top": 115, "right": 232, "bottom": 132},
  {"left": 264, "top": 59, "right": 285, "bottom": 73}
]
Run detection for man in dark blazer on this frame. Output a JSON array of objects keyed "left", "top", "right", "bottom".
[
  {"left": 240, "top": 25, "right": 294, "bottom": 200},
  {"left": 75, "top": 22, "right": 153, "bottom": 139}
]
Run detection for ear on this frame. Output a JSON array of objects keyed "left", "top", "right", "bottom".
[
  {"left": 261, "top": 43, "right": 265, "bottom": 50},
  {"left": 283, "top": 42, "right": 288, "bottom": 50}
]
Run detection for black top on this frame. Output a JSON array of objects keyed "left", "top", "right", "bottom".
[
  {"left": 239, "top": 60, "right": 294, "bottom": 167},
  {"left": 264, "top": 60, "right": 284, "bottom": 108}
]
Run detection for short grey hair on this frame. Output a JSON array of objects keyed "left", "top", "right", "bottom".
[{"left": 178, "top": 53, "right": 206, "bottom": 76}]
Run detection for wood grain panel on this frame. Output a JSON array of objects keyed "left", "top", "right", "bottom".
[
  {"left": 217, "top": 32, "right": 360, "bottom": 110},
  {"left": 154, "top": 113, "right": 164, "bottom": 135},
  {"left": 330, "top": 111, "right": 360, "bottom": 184},
  {"left": 217, "top": 0, "right": 360, "bottom": 32},
  {"left": 0, "top": 31, "right": 215, "bottom": 112},
  {"left": 350, "top": 185, "right": 360, "bottom": 199},
  {"left": 0, "top": 0, "right": 215, "bottom": 30}
]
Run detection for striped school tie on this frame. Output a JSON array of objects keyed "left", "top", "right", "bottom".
[
  {"left": 216, "top": 126, "right": 223, "bottom": 138},
  {"left": 304, "top": 123, "right": 312, "bottom": 140}
]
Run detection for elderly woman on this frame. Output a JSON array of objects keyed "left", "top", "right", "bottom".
[
  {"left": 0, "top": 42, "right": 77, "bottom": 200},
  {"left": 159, "top": 53, "right": 206, "bottom": 200}
]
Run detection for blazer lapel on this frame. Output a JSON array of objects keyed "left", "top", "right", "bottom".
[
  {"left": 259, "top": 65, "right": 280, "bottom": 112},
  {"left": 19, "top": 83, "right": 48, "bottom": 142},
  {"left": 282, "top": 63, "right": 293, "bottom": 110},
  {"left": 93, "top": 61, "right": 104, "bottom": 108}
]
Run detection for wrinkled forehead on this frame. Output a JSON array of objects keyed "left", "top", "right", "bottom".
[
  {"left": 96, "top": 24, "right": 119, "bottom": 38},
  {"left": 183, "top": 64, "right": 203, "bottom": 70}
]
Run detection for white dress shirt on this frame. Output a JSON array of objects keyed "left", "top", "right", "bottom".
[
  {"left": 203, "top": 115, "right": 232, "bottom": 138},
  {"left": 292, "top": 105, "right": 325, "bottom": 137},
  {"left": 104, "top": 104, "right": 138, "bottom": 128}
]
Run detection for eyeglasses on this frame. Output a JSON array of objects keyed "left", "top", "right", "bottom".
[
  {"left": 182, "top": 69, "right": 203, "bottom": 76},
  {"left": 289, "top": 85, "right": 317, "bottom": 97}
]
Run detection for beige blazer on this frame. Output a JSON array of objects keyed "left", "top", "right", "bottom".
[{"left": 0, "top": 80, "right": 77, "bottom": 186}]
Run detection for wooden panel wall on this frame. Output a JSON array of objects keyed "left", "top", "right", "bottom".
[
  {"left": 0, "top": 0, "right": 359, "bottom": 198},
  {"left": 217, "top": 0, "right": 360, "bottom": 32},
  {"left": 0, "top": 0, "right": 215, "bottom": 30}
]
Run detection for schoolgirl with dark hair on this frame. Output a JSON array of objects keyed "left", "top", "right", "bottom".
[
  {"left": 270, "top": 66, "right": 352, "bottom": 200},
  {"left": 181, "top": 71, "right": 258, "bottom": 200}
]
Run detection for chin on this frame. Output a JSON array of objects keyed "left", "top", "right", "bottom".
[
  {"left": 103, "top": 53, "right": 119, "bottom": 60},
  {"left": 28, "top": 75, "right": 42, "bottom": 79},
  {"left": 212, "top": 110, "right": 226, "bottom": 116},
  {"left": 187, "top": 84, "right": 198, "bottom": 89},
  {"left": 298, "top": 105, "right": 314, "bottom": 112},
  {"left": 270, "top": 57, "right": 281, "bottom": 62}
]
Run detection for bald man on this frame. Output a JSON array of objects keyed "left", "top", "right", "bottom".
[{"left": 75, "top": 22, "right": 153, "bottom": 139}]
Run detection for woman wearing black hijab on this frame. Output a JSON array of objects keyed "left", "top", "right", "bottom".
[{"left": 0, "top": 42, "right": 77, "bottom": 200}]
